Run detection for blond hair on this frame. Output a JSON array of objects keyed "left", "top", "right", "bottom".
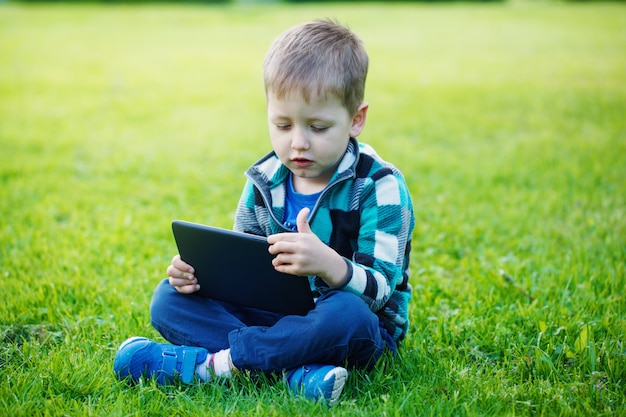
[{"left": 263, "top": 19, "right": 368, "bottom": 116}]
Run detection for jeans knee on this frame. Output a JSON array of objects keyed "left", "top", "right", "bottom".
[
  {"left": 149, "top": 278, "right": 175, "bottom": 324},
  {"left": 316, "top": 291, "right": 379, "bottom": 338}
]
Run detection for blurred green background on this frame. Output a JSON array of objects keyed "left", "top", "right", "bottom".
[{"left": 1, "top": 1, "right": 624, "bottom": 416}]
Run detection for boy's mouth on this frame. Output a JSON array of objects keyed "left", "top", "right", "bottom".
[{"left": 291, "top": 157, "right": 313, "bottom": 168}]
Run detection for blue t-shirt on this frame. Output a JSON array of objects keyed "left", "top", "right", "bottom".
[{"left": 283, "top": 173, "right": 321, "bottom": 231}]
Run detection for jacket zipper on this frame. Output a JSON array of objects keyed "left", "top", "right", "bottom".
[{"left": 245, "top": 170, "right": 356, "bottom": 232}]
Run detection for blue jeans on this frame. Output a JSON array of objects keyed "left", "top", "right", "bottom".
[{"left": 149, "top": 279, "right": 395, "bottom": 372}]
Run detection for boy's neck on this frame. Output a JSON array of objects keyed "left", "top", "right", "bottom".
[{"left": 291, "top": 173, "right": 331, "bottom": 195}]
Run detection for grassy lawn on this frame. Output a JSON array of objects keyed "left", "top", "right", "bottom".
[{"left": 1, "top": 2, "right": 624, "bottom": 416}]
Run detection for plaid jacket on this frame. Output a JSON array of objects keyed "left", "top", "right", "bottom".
[{"left": 234, "top": 138, "right": 415, "bottom": 343}]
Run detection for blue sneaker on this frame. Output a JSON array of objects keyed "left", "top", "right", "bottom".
[
  {"left": 286, "top": 364, "right": 348, "bottom": 406},
  {"left": 113, "top": 337, "right": 208, "bottom": 385}
]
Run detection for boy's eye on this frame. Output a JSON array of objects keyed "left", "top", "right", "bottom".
[
  {"left": 276, "top": 124, "right": 291, "bottom": 130},
  {"left": 311, "top": 125, "right": 329, "bottom": 132}
]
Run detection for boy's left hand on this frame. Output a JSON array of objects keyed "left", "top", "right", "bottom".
[{"left": 268, "top": 208, "right": 348, "bottom": 287}]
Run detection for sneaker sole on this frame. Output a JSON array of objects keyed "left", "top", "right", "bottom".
[
  {"left": 117, "top": 336, "right": 148, "bottom": 352},
  {"left": 324, "top": 367, "right": 348, "bottom": 406}
]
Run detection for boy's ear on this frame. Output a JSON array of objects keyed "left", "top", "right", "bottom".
[{"left": 349, "top": 102, "right": 369, "bottom": 138}]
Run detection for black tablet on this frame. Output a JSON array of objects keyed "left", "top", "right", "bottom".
[{"left": 172, "top": 220, "right": 314, "bottom": 316}]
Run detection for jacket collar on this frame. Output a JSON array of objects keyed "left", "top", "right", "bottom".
[{"left": 245, "top": 137, "right": 361, "bottom": 192}]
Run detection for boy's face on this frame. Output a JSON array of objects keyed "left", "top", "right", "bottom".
[{"left": 267, "top": 91, "right": 367, "bottom": 193}]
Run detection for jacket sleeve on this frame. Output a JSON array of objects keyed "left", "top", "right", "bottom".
[
  {"left": 340, "top": 169, "right": 414, "bottom": 312},
  {"left": 233, "top": 180, "right": 266, "bottom": 236}
]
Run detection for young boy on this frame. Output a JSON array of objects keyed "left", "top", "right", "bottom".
[{"left": 114, "top": 19, "right": 414, "bottom": 406}]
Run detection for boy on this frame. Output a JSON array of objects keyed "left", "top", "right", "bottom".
[{"left": 114, "top": 19, "right": 414, "bottom": 406}]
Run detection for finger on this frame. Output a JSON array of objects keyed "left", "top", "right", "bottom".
[
  {"left": 296, "top": 207, "right": 312, "bottom": 234},
  {"left": 273, "top": 263, "right": 292, "bottom": 275},
  {"left": 271, "top": 252, "right": 292, "bottom": 266},
  {"left": 268, "top": 232, "right": 300, "bottom": 245},
  {"left": 268, "top": 242, "right": 279, "bottom": 255},
  {"left": 267, "top": 234, "right": 280, "bottom": 245},
  {"left": 169, "top": 274, "right": 198, "bottom": 288},
  {"left": 166, "top": 264, "right": 195, "bottom": 280},
  {"left": 169, "top": 275, "right": 197, "bottom": 286},
  {"left": 272, "top": 255, "right": 307, "bottom": 276},
  {"left": 174, "top": 283, "right": 201, "bottom": 294},
  {"left": 172, "top": 254, "right": 194, "bottom": 274},
  {"left": 272, "top": 255, "right": 293, "bottom": 271},
  {"left": 268, "top": 240, "right": 296, "bottom": 255}
]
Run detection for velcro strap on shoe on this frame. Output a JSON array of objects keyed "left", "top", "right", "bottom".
[
  {"left": 160, "top": 349, "right": 178, "bottom": 384},
  {"left": 180, "top": 348, "right": 198, "bottom": 383}
]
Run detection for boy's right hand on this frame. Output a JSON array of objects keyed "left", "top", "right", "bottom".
[{"left": 166, "top": 254, "right": 200, "bottom": 294}]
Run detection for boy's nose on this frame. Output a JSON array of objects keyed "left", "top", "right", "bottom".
[{"left": 291, "top": 128, "right": 310, "bottom": 150}]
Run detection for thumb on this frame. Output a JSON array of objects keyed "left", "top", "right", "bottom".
[{"left": 296, "top": 207, "right": 312, "bottom": 234}]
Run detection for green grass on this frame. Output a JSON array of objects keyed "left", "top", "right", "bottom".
[{"left": 1, "top": 2, "right": 625, "bottom": 416}]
